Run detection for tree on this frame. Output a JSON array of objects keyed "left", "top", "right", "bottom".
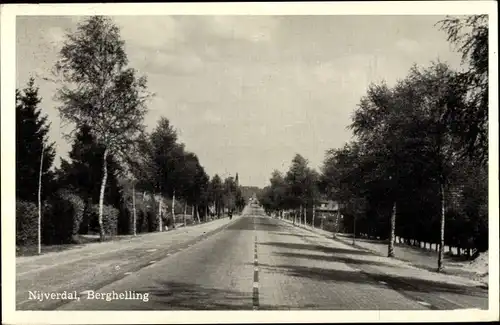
[
  {"left": 349, "top": 61, "right": 470, "bottom": 268},
  {"left": 304, "top": 167, "right": 320, "bottom": 227},
  {"left": 235, "top": 188, "right": 246, "bottom": 213},
  {"left": 285, "top": 154, "right": 310, "bottom": 225},
  {"left": 402, "top": 63, "right": 468, "bottom": 271},
  {"left": 320, "top": 142, "right": 369, "bottom": 242},
  {"left": 350, "top": 82, "right": 402, "bottom": 256},
  {"left": 16, "top": 78, "right": 56, "bottom": 202},
  {"left": 437, "top": 15, "right": 488, "bottom": 165},
  {"left": 178, "top": 152, "right": 207, "bottom": 222},
  {"left": 56, "top": 124, "right": 123, "bottom": 234},
  {"left": 210, "top": 175, "right": 224, "bottom": 217},
  {"left": 53, "top": 16, "right": 150, "bottom": 240},
  {"left": 149, "top": 117, "right": 180, "bottom": 195},
  {"left": 223, "top": 176, "right": 238, "bottom": 213}
]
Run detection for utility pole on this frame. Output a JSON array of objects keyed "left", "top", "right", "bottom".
[
  {"left": 132, "top": 181, "right": 137, "bottom": 236},
  {"left": 38, "top": 144, "right": 45, "bottom": 255},
  {"left": 172, "top": 189, "right": 176, "bottom": 229}
]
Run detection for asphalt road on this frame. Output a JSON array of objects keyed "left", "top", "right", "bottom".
[{"left": 17, "top": 206, "right": 488, "bottom": 311}]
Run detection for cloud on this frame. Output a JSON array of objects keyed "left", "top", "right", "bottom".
[
  {"left": 202, "top": 109, "right": 224, "bottom": 124},
  {"left": 113, "top": 16, "right": 184, "bottom": 50},
  {"left": 395, "top": 38, "right": 422, "bottom": 54},
  {"left": 15, "top": 15, "right": 465, "bottom": 187},
  {"left": 47, "top": 26, "right": 66, "bottom": 44},
  {"left": 207, "top": 16, "right": 279, "bottom": 43}
]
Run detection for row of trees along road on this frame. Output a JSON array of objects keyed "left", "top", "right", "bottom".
[
  {"left": 258, "top": 15, "right": 489, "bottom": 272},
  {"left": 16, "top": 16, "right": 246, "bottom": 252}
]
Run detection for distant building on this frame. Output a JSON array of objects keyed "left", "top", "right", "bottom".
[{"left": 314, "top": 199, "right": 344, "bottom": 232}]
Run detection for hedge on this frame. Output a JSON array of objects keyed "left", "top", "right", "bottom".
[
  {"left": 43, "top": 190, "right": 85, "bottom": 245},
  {"left": 87, "top": 204, "right": 119, "bottom": 237},
  {"left": 16, "top": 200, "right": 39, "bottom": 246}
]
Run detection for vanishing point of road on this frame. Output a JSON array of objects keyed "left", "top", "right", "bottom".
[{"left": 16, "top": 205, "right": 487, "bottom": 311}]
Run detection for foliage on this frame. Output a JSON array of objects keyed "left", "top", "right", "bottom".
[
  {"left": 16, "top": 200, "right": 39, "bottom": 246},
  {"left": 16, "top": 78, "right": 56, "bottom": 203},
  {"left": 87, "top": 204, "right": 120, "bottom": 236},
  {"left": 437, "top": 15, "right": 488, "bottom": 165},
  {"left": 53, "top": 16, "right": 150, "bottom": 240},
  {"left": 43, "top": 190, "right": 85, "bottom": 245}
]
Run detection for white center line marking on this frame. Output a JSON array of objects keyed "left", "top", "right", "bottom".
[
  {"left": 254, "top": 267, "right": 259, "bottom": 272},
  {"left": 253, "top": 282, "right": 259, "bottom": 288}
]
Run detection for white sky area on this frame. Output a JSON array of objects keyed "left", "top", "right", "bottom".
[{"left": 16, "top": 15, "right": 463, "bottom": 187}]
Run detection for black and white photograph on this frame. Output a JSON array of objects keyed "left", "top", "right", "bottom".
[{"left": 1, "top": 1, "right": 498, "bottom": 324}]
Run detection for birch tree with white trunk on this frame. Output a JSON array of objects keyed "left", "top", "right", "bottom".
[{"left": 54, "top": 16, "right": 151, "bottom": 241}]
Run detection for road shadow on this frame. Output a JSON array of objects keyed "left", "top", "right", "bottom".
[
  {"left": 269, "top": 232, "right": 318, "bottom": 239},
  {"left": 259, "top": 241, "right": 372, "bottom": 256},
  {"left": 226, "top": 216, "right": 281, "bottom": 232},
  {"left": 256, "top": 262, "right": 487, "bottom": 300},
  {"left": 134, "top": 281, "right": 253, "bottom": 310},
  {"left": 274, "top": 251, "right": 403, "bottom": 269}
]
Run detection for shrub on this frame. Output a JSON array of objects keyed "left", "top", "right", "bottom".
[
  {"left": 117, "top": 199, "right": 131, "bottom": 235},
  {"left": 43, "top": 190, "right": 85, "bottom": 245},
  {"left": 16, "top": 200, "right": 39, "bottom": 246},
  {"left": 164, "top": 215, "right": 174, "bottom": 228},
  {"left": 87, "top": 204, "right": 120, "bottom": 237},
  {"left": 133, "top": 199, "right": 150, "bottom": 233}
]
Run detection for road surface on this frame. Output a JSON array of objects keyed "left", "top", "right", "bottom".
[{"left": 16, "top": 206, "right": 487, "bottom": 310}]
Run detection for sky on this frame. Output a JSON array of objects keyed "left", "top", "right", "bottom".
[{"left": 16, "top": 15, "right": 463, "bottom": 188}]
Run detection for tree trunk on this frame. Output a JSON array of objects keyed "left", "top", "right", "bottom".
[
  {"left": 388, "top": 201, "right": 396, "bottom": 258},
  {"left": 352, "top": 214, "right": 356, "bottom": 245},
  {"left": 312, "top": 205, "right": 316, "bottom": 228},
  {"left": 192, "top": 205, "right": 195, "bottom": 223},
  {"left": 438, "top": 182, "right": 446, "bottom": 272},
  {"left": 98, "top": 148, "right": 108, "bottom": 241},
  {"left": 132, "top": 182, "right": 137, "bottom": 236},
  {"left": 38, "top": 145, "right": 45, "bottom": 254},
  {"left": 158, "top": 197, "right": 163, "bottom": 232},
  {"left": 172, "top": 190, "right": 176, "bottom": 229},
  {"left": 195, "top": 204, "right": 201, "bottom": 223},
  {"left": 183, "top": 202, "right": 187, "bottom": 227}
]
